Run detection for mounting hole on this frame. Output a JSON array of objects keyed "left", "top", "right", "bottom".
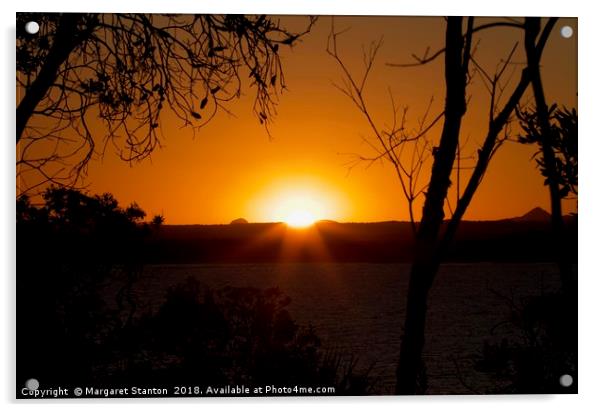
[
  {"left": 560, "top": 26, "right": 574, "bottom": 39},
  {"left": 24, "top": 21, "right": 40, "bottom": 35},
  {"left": 25, "top": 378, "right": 39, "bottom": 390},
  {"left": 559, "top": 374, "right": 573, "bottom": 387}
]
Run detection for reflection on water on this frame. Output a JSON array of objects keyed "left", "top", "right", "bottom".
[{"left": 122, "top": 262, "right": 561, "bottom": 394}]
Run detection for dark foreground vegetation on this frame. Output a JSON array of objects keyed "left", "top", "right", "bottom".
[{"left": 17, "top": 188, "right": 373, "bottom": 395}]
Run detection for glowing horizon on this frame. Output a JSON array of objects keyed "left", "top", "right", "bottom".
[{"left": 19, "top": 16, "right": 577, "bottom": 225}]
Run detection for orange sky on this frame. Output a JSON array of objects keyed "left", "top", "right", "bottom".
[{"left": 18, "top": 16, "right": 578, "bottom": 224}]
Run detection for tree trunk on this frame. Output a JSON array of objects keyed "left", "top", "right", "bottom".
[
  {"left": 16, "top": 14, "right": 87, "bottom": 143},
  {"left": 524, "top": 17, "right": 573, "bottom": 294},
  {"left": 395, "top": 17, "right": 470, "bottom": 394}
]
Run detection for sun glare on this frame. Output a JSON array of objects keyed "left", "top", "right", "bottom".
[
  {"left": 249, "top": 177, "right": 348, "bottom": 226},
  {"left": 284, "top": 209, "right": 317, "bottom": 228},
  {"left": 265, "top": 186, "right": 331, "bottom": 227},
  {"left": 274, "top": 194, "right": 322, "bottom": 228}
]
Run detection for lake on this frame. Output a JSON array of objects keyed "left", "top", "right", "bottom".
[{"left": 124, "top": 262, "right": 562, "bottom": 394}]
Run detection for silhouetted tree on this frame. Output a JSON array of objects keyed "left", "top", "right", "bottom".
[
  {"left": 517, "top": 105, "right": 578, "bottom": 288},
  {"left": 330, "top": 17, "right": 559, "bottom": 393},
  {"left": 17, "top": 187, "right": 154, "bottom": 385},
  {"left": 405, "top": 17, "right": 564, "bottom": 394},
  {"left": 16, "top": 13, "right": 316, "bottom": 193},
  {"left": 399, "top": 17, "right": 559, "bottom": 395},
  {"left": 151, "top": 214, "right": 165, "bottom": 227},
  {"left": 520, "top": 18, "right": 578, "bottom": 293}
]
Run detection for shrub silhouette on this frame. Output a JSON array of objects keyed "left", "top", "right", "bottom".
[{"left": 107, "top": 277, "right": 374, "bottom": 394}]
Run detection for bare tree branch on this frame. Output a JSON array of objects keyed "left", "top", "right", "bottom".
[
  {"left": 327, "top": 19, "right": 441, "bottom": 233},
  {"left": 17, "top": 13, "right": 317, "bottom": 194}
]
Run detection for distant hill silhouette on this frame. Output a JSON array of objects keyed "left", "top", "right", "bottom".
[
  {"left": 512, "top": 207, "right": 551, "bottom": 222},
  {"left": 316, "top": 219, "right": 340, "bottom": 224},
  {"left": 141, "top": 215, "right": 577, "bottom": 264},
  {"left": 230, "top": 218, "right": 249, "bottom": 225}
]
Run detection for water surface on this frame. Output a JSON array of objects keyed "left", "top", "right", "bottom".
[{"left": 123, "top": 262, "right": 561, "bottom": 394}]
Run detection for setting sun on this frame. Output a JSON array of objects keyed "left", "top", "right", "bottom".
[
  {"left": 272, "top": 192, "right": 323, "bottom": 227},
  {"left": 284, "top": 209, "right": 317, "bottom": 228},
  {"left": 249, "top": 177, "right": 347, "bottom": 225}
]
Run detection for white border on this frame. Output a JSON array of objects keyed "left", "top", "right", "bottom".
[{"left": 3, "top": 1, "right": 600, "bottom": 411}]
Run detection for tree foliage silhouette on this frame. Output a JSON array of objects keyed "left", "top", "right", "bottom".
[
  {"left": 517, "top": 106, "right": 577, "bottom": 199},
  {"left": 16, "top": 13, "right": 316, "bottom": 192}
]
